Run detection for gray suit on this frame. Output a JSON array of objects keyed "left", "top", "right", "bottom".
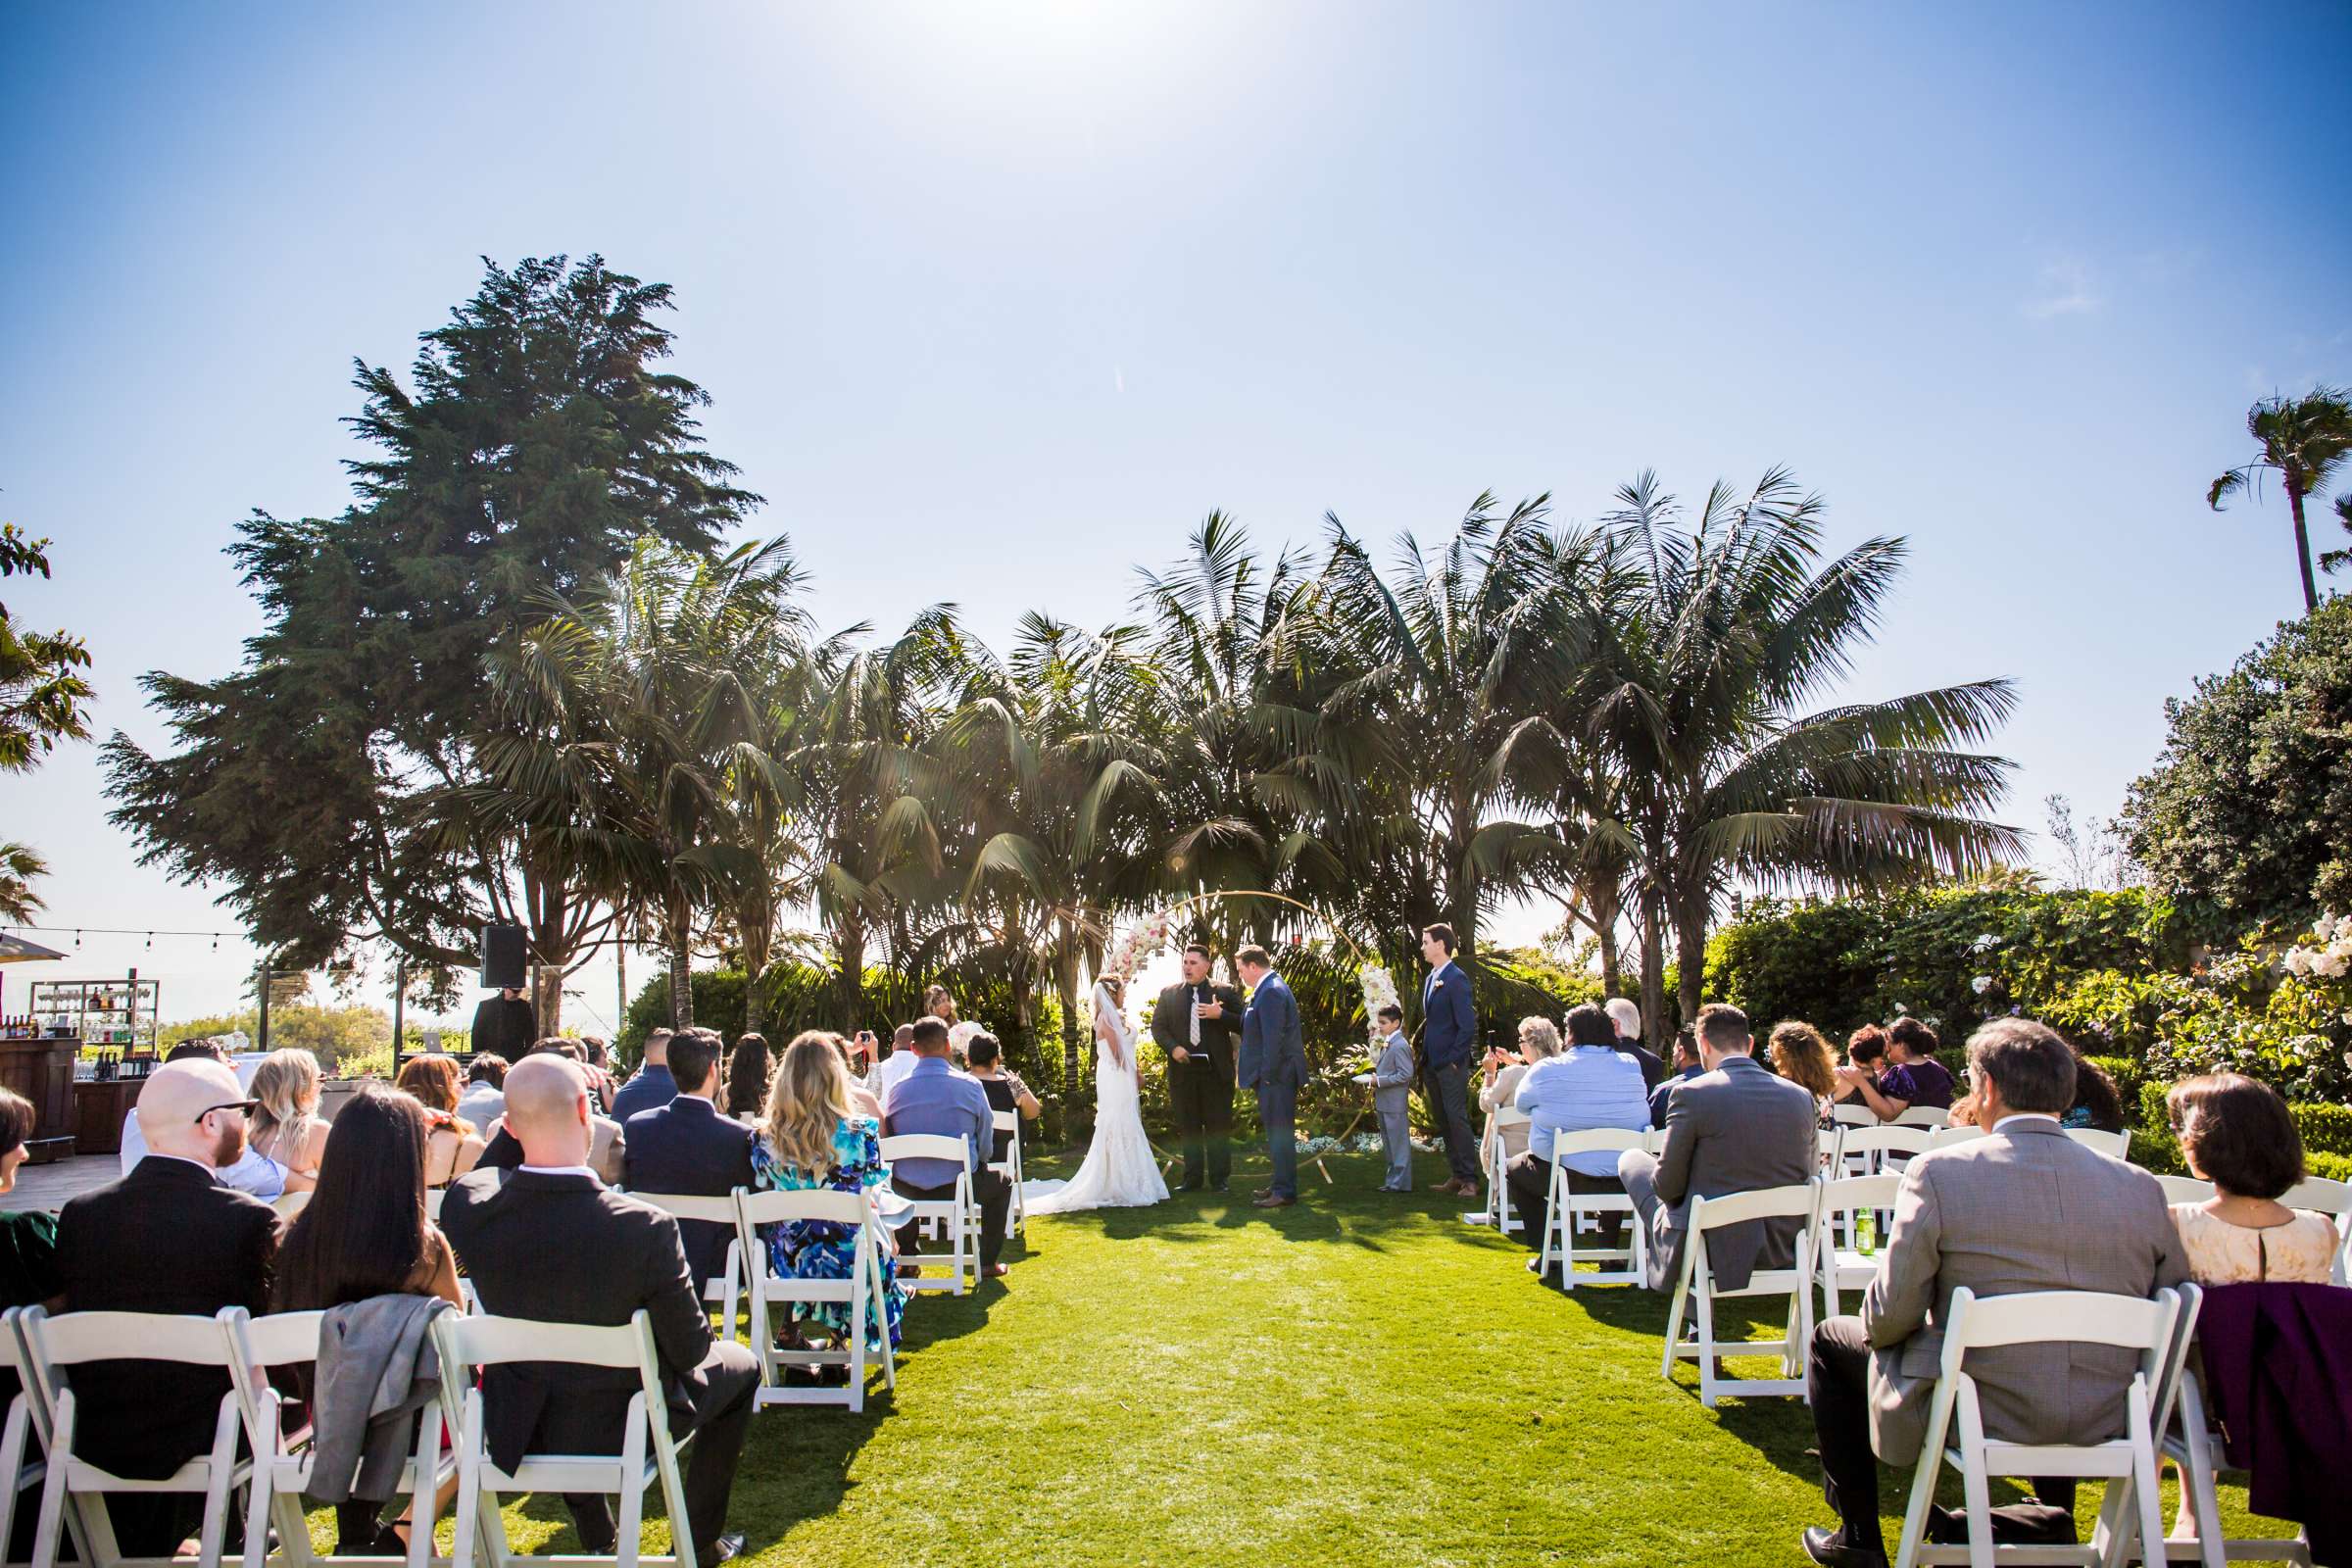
[
  {"left": 1617, "top": 1054, "right": 1817, "bottom": 1292},
  {"left": 1862, "top": 1118, "right": 2187, "bottom": 1465}
]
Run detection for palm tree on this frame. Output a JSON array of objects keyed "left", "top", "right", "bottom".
[
  {"left": 2210, "top": 387, "right": 2352, "bottom": 612},
  {"left": 0, "top": 841, "right": 46, "bottom": 924},
  {"left": 1590, "top": 468, "right": 2024, "bottom": 1035}
]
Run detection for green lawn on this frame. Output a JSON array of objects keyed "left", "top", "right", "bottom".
[{"left": 398, "top": 1146, "right": 2289, "bottom": 1567}]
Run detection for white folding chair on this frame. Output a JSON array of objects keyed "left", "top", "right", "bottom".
[
  {"left": 274, "top": 1192, "right": 312, "bottom": 1219},
  {"left": 21, "top": 1305, "right": 252, "bottom": 1568},
  {"left": 2064, "top": 1128, "right": 2132, "bottom": 1159},
  {"left": 433, "top": 1310, "right": 696, "bottom": 1568},
  {"left": 989, "top": 1111, "right": 1027, "bottom": 1240},
  {"left": 425, "top": 1189, "right": 448, "bottom": 1223},
  {"left": 732, "top": 1188, "right": 896, "bottom": 1413},
  {"left": 876, "top": 1134, "right": 975, "bottom": 1296},
  {"left": 1536, "top": 1131, "right": 1646, "bottom": 1287},
  {"left": 2152, "top": 1175, "right": 2213, "bottom": 1206},
  {"left": 1927, "top": 1125, "right": 1986, "bottom": 1152},
  {"left": 1838, "top": 1125, "right": 1936, "bottom": 1178},
  {"left": 1659, "top": 1181, "right": 1819, "bottom": 1407},
  {"left": 1895, "top": 1106, "right": 1953, "bottom": 1129},
  {"left": 627, "top": 1195, "right": 747, "bottom": 1343},
  {"left": 2278, "top": 1176, "right": 2352, "bottom": 1288},
  {"left": 1817, "top": 1127, "right": 1846, "bottom": 1174},
  {"left": 0, "top": 1307, "right": 79, "bottom": 1568},
  {"left": 1892, "top": 1286, "right": 2186, "bottom": 1568},
  {"left": 1833, "top": 1103, "right": 1880, "bottom": 1130},
  {"left": 2164, "top": 1298, "right": 2314, "bottom": 1568},
  {"left": 1468, "top": 1109, "right": 1531, "bottom": 1232},
  {"left": 224, "top": 1306, "right": 456, "bottom": 1568},
  {"left": 1814, "top": 1174, "right": 1902, "bottom": 1317}
]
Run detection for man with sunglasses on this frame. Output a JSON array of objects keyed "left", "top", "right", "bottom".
[{"left": 54, "top": 1057, "right": 281, "bottom": 1558}]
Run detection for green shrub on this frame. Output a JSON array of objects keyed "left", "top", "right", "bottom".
[
  {"left": 2291, "top": 1102, "right": 2352, "bottom": 1159},
  {"left": 2307, "top": 1151, "right": 2352, "bottom": 1183}
]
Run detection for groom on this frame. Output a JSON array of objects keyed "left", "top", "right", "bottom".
[
  {"left": 1235, "top": 945, "right": 1307, "bottom": 1210},
  {"left": 1152, "top": 943, "right": 1243, "bottom": 1192}
]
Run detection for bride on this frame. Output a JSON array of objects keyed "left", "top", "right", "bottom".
[{"left": 1025, "top": 977, "right": 1169, "bottom": 1213}]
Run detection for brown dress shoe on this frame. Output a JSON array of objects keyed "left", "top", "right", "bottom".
[{"left": 1253, "top": 1194, "right": 1297, "bottom": 1208}]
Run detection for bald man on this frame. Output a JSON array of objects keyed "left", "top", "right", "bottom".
[
  {"left": 55, "top": 1058, "right": 279, "bottom": 1556},
  {"left": 438, "top": 1055, "right": 758, "bottom": 1565}
]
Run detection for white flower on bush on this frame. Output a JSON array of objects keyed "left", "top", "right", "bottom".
[
  {"left": 1971, "top": 933, "right": 1999, "bottom": 954},
  {"left": 1970, "top": 974, "right": 1994, "bottom": 996}
]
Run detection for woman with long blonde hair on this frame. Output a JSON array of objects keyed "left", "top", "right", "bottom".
[
  {"left": 249, "top": 1048, "right": 330, "bottom": 1193},
  {"left": 748, "top": 1032, "right": 906, "bottom": 1348}
]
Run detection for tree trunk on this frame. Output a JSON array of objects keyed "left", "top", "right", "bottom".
[
  {"left": 2290, "top": 481, "right": 2319, "bottom": 612},
  {"left": 668, "top": 940, "right": 694, "bottom": 1029},
  {"left": 1637, "top": 884, "right": 1667, "bottom": 1050},
  {"left": 1589, "top": 880, "right": 1624, "bottom": 999},
  {"left": 531, "top": 961, "right": 564, "bottom": 1039},
  {"left": 1055, "top": 921, "right": 1085, "bottom": 1143},
  {"left": 835, "top": 912, "right": 866, "bottom": 1034},
  {"left": 1673, "top": 892, "right": 1710, "bottom": 1033},
  {"left": 741, "top": 905, "right": 770, "bottom": 1038}
]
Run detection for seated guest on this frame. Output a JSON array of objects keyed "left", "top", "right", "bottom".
[
  {"left": 1800, "top": 1018, "right": 2186, "bottom": 1567},
  {"left": 2064, "top": 1046, "right": 2127, "bottom": 1135},
  {"left": 271, "top": 1087, "right": 464, "bottom": 1556},
  {"left": 723, "top": 1033, "right": 773, "bottom": 1122},
  {"left": 965, "top": 1031, "right": 1040, "bottom": 1164},
  {"left": 749, "top": 1033, "right": 906, "bottom": 1351},
  {"left": 578, "top": 1035, "right": 618, "bottom": 1112},
  {"left": 457, "top": 1052, "right": 510, "bottom": 1129},
  {"left": 1618, "top": 1004, "right": 1816, "bottom": 1294},
  {"left": 440, "top": 1055, "right": 757, "bottom": 1566},
  {"left": 2167, "top": 1072, "right": 2340, "bottom": 1285},
  {"left": 620, "top": 1027, "right": 757, "bottom": 1288},
  {"left": 55, "top": 1057, "right": 279, "bottom": 1559},
  {"left": 479, "top": 1040, "right": 627, "bottom": 1185},
  {"left": 250, "top": 1048, "right": 331, "bottom": 1193},
  {"left": 396, "top": 1054, "right": 488, "bottom": 1187},
  {"left": 832, "top": 1036, "right": 884, "bottom": 1119},
  {"left": 868, "top": 1023, "right": 919, "bottom": 1105},
  {"left": 882, "top": 1016, "right": 1012, "bottom": 1280},
  {"left": 0, "top": 1088, "right": 58, "bottom": 1312},
  {"left": 1605, "top": 997, "right": 1667, "bottom": 1089},
  {"left": 119, "top": 1038, "right": 291, "bottom": 1197},
  {"left": 1836, "top": 1018, "right": 1954, "bottom": 1121},
  {"left": 1831, "top": 1025, "right": 1889, "bottom": 1107},
  {"left": 1647, "top": 1028, "right": 1703, "bottom": 1129},
  {"left": 1768, "top": 1021, "right": 1840, "bottom": 1126},
  {"left": 1506, "top": 1007, "right": 1648, "bottom": 1254},
  {"left": 610, "top": 1027, "right": 679, "bottom": 1123},
  {"left": 1478, "top": 1018, "right": 1551, "bottom": 1169}
]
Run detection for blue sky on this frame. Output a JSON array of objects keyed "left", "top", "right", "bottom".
[{"left": 3, "top": 0, "right": 2347, "bottom": 1026}]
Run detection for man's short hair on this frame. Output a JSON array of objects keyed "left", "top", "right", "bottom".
[
  {"left": 1185, "top": 942, "right": 1212, "bottom": 962},
  {"left": 966, "top": 1031, "right": 1003, "bottom": 1068},
  {"left": 466, "top": 1053, "right": 509, "bottom": 1087},
  {"left": 893, "top": 1023, "right": 915, "bottom": 1046},
  {"left": 667, "top": 1029, "right": 722, "bottom": 1094},
  {"left": 1965, "top": 1017, "right": 2076, "bottom": 1115},
  {"left": 165, "top": 1038, "right": 227, "bottom": 1064},
  {"left": 1235, "top": 944, "right": 1272, "bottom": 971},
  {"left": 644, "top": 1027, "right": 674, "bottom": 1053},
  {"left": 1693, "top": 1004, "right": 1752, "bottom": 1054},
  {"left": 1564, "top": 1003, "right": 1616, "bottom": 1049},
  {"left": 910, "top": 1016, "right": 951, "bottom": 1053},
  {"left": 1422, "top": 922, "right": 1455, "bottom": 954},
  {"left": 2168, "top": 1072, "right": 2305, "bottom": 1200},
  {"left": 1672, "top": 1027, "right": 1700, "bottom": 1064},
  {"left": 532, "top": 1037, "right": 584, "bottom": 1061},
  {"left": 1377, "top": 1003, "right": 1404, "bottom": 1024}
]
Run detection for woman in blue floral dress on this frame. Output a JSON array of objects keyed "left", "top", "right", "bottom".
[{"left": 749, "top": 1032, "right": 906, "bottom": 1349}]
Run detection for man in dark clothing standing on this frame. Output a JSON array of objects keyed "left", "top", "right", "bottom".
[
  {"left": 468, "top": 985, "right": 538, "bottom": 1060},
  {"left": 1152, "top": 943, "right": 1243, "bottom": 1192},
  {"left": 1418, "top": 923, "right": 1480, "bottom": 1199}
]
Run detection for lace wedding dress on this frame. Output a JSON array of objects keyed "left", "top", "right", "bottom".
[{"left": 1024, "top": 982, "right": 1169, "bottom": 1214}]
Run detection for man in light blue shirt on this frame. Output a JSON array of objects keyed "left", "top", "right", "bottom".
[
  {"left": 1508, "top": 1002, "right": 1649, "bottom": 1253},
  {"left": 882, "top": 1016, "right": 1011, "bottom": 1278}
]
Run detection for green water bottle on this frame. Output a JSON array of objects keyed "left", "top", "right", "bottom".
[{"left": 1855, "top": 1208, "right": 1878, "bottom": 1256}]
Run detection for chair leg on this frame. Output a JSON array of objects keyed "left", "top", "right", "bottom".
[
  {"left": 2130, "top": 1393, "right": 2167, "bottom": 1568},
  {"left": 243, "top": 1452, "right": 273, "bottom": 1568},
  {"left": 0, "top": 1396, "right": 29, "bottom": 1562},
  {"left": 614, "top": 1408, "right": 647, "bottom": 1568},
  {"left": 195, "top": 1397, "right": 241, "bottom": 1568},
  {"left": 2176, "top": 1378, "right": 2230, "bottom": 1568},
  {"left": 1956, "top": 1398, "right": 1996, "bottom": 1568},
  {"left": 1659, "top": 1266, "right": 1690, "bottom": 1382},
  {"left": 406, "top": 1403, "right": 438, "bottom": 1568},
  {"left": 451, "top": 1396, "right": 484, "bottom": 1568},
  {"left": 29, "top": 1404, "right": 69, "bottom": 1568},
  {"left": 1693, "top": 1279, "right": 1719, "bottom": 1408}
]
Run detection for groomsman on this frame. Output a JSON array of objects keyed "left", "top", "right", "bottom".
[
  {"left": 1419, "top": 923, "right": 1481, "bottom": 1199},
  {"left": 1152, "top": 943, "right": 1243, "bottom": 1192},
  {"left": 1235, "top": 945, "right": 1307, "bottom": 1209}
]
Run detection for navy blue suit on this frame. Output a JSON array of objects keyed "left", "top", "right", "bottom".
[
  {"left": 1240, "top": 971, "right": 1308, "bottom": 1200},
  {"left": 620, "top": 1095, "right": 756, "bottom": 1286},
  {"left": 1422, "top": 958, "right": 1480, "bottom": 1184}
]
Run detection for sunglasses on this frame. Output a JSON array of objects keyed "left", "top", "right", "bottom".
[{"left": 194, "top": 1100, "right": 260, "bottom": 1124}]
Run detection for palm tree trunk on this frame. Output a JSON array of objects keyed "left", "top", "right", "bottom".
[
  {"left": 741, "top": 900, "right": 770, "bottom": 1037},
  {"left": 666, "top": 891, "right": 695, "bottom": 1029},
  {"left": 835, "top": 912, "right": 866, "bottom": 1033},
  {"left": 1673, "top": 892, "right": 1709, "bottom": 1031},
  {"left": 2290, "top": 480, "right": 2319, "bottom": 612},
  {"left": 1637, "top": 884, "right": 1667, "bottom": 1049},
  {"left": 1055, "top": 922, "right": 1084, "bottom": 1141},
  {"left": 1591, "top": 882, "right": 1623, "bottom": 998}
]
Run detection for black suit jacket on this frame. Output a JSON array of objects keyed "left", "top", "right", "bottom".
[
  {"left": 53, "top": 1156, "right": 279, "bottom": 1479},
  {"left": 467, "top": 997, "right": 538, "bottom": 1059},
  {"left": 1150, "top": 980, "right": 1243, "bottom": 1083},
  {"left": 438, "top": 1167, "right": 714, "bottom": 1474},
  {"left": 619, "top": 1097, "right": 756, "bottom": 1285}
]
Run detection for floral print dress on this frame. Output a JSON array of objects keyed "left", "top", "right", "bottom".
[{"left": 749, "top": 1115, "right": 906, "bottom": 1348}]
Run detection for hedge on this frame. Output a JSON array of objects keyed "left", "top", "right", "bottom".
[{"left": 2132, "top": 1079, "right": 2352, "bottom": 1182}]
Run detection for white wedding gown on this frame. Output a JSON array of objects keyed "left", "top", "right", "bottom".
[{"left": 1024, "top": 998, "right": 1168, "bottom": 1214}]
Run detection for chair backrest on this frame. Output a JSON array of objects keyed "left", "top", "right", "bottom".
[
  {"left": 1816, "top": 1129, "right": 1844, "bottom": 1159},
  {"left": 1817, "top": 1173, "right": 1902, "bottom": 1216},
  {"left": 735, "top": 1188, "right": 868, "bottom": 1228},
  {"left": 1926, "top": 1124, "right": 1985, "bottom": 1150},
  {"left": 274, "top": 1190, "right": 312, "bottom": 1218},
  {"left": 1894, "top": 1105, "right": 1951, "bottom": 1129},
  {"left": 425, "top": 1188, "right": 447, "bottom": 1221},
  {"left": 21, "top": 1306, "right": 242, "bottom": 1371},
  {"left": 440, "top": 1308, "right": 654, "bottom": 1375},
  {"left": 2280, "top": 1174, "right": 2352, "bottom": 1215},
  {"left": 878, "top": 1133, "right": 969, "bottom": 1171},
  {"left": 1548, "top": 1128, "right": 1644, "bottom": 1158},
  {"left": 1490, "top": 1106, "right": 1531, "bottom": 1128},
  {"left": 234, "top": 1308, "right": 326, "bottom": 1371},
  {"left": 1689, "top": 1181, "right": 1819, "bottom": 1233},
  {"left": 2065, "top": 1127, "right": 2131, "bottom": 1158},
  {"left": 2152, "top": 1174, "right": 2212, "bottom": 1205},
  {"left": 631, "top": 1191, "right": 739, "bottom": 1227},
  {"left": 1831, "top": 1103, "right": 1879, "bottom": 1129},
  {"left": 1838, "top": 1125, "right": 1935, "bottom": 1159},
  {"left": 991, "top": 1109, "right": 1018, "bottom": 1133},
  {"left": 1938, "top": 1286, "right": 2178, "bottom": 1376}
]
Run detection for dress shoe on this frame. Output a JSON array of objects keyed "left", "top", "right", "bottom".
[
  {"left": 1796, "top": 1523, "right": 1890, "bottom": 1560},
  {"left": 699, "top": 1534, "right": 747, "bottom": 1564},
  {"left": 1253, "top": 1194, "right": 1296, "bottom": 1207},
  {"left": 985, "top": 1262, "right": 1010, "bottom": 1278},
  {"left": 1250, "top": 1186, "right": 1275, "bottom": 1200},
  {"left": 1800, "top": 1526, "right": 1887, "bottom": 1566},
  {"left": 1210, "top": 1182, "right": 1229, "bottom": 1193}
]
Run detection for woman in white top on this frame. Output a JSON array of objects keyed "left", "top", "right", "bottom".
[
  {"left": 1480, "top": 1016, "right": 1559, "bottom": 1165},
  {"left": 248, "top": 1048, "right": 330, "bottom": 1194}
]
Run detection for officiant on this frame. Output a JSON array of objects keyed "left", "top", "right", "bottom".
[{"left": 1152, "top": 942, "right": 1243, "bottom": 1192}]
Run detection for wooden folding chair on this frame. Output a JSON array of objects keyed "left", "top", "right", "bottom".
[{"left": 732, "top": 1189, "right": 896, "bottom": 1412}]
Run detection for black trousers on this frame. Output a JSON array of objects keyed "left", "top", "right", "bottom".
[
  {"left": 894, "top": 1169, "right": 1011, "bottom": 1268},
  {"left": 1425, "top": 1062, "right": 1479, "bottom": 1183},
  {"left": 561, "top": 1341, "right": 760, "bottom": 1557},
  {"left": 1169, "top": 1064, "right": 1234, "bottom": 1188},
  {"left": 1810, "top": 1316, "right": 2076, "bottom": 1551},
  {"left": 1505, "top": 1154, "right": 1626, "bottom": 1250}
]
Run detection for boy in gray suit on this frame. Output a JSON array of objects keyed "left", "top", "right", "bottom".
[{"left": 1370, "top": 1004, "right": 1415, "bottom": 1192}]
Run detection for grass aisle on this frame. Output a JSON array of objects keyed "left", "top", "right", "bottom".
[{"left": 463, "top": 1147, "right": 2285, "bottom": 1567}]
